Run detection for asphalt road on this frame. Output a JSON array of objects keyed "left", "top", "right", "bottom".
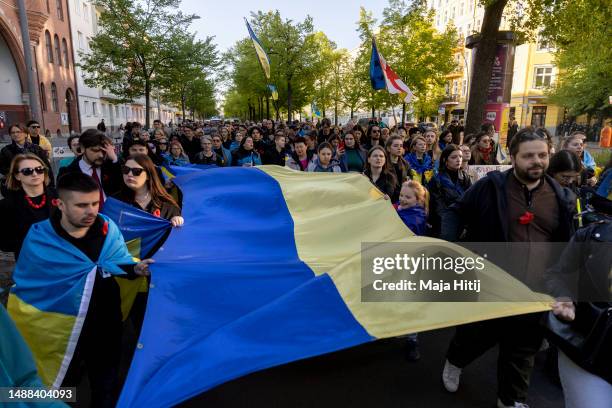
[{"left": 178, "top": 327, "right": 564, "bottom": 408}]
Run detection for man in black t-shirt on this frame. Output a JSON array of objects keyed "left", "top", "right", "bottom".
[{"left": 52, "top": 173, "right": 152, "bottom": 408}]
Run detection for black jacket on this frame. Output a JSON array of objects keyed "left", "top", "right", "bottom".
[
  {"left": 179, "top": 135, "right": 201, "bottom": 161},
  {"left": 0, "top": 142, "right": 51, "bottom": 176},
  {"left": 546, "top": 218, "right": 612, "bottom": 302},
  {"left": 0, "top": 187, "right": 57, "bottom": 259},
  {"left": 427, "top": 170, "right": 472, "bottom": 237},
  {"left": 544, "top": 218, "right": 611, "bottom": 383},
  {"left": 262, "top": 146, "right": 288, "bottom": 166},
  {"left": 441, "top": 169, "right": 576, "bottom": 242},
  {"left": 57, "top": 157, "right": 123, "bottom": 197}
]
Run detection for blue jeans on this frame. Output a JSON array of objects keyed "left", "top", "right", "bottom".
[{"left": 558, "top": 350, "right": 612, "bottom": 408}]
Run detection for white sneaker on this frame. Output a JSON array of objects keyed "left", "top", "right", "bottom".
[
  {"left": 442, "top": 359, "right": 462, "bottom": 392},
  {"left": 497, "top": 398, "right": 529, "bottom": 408}
]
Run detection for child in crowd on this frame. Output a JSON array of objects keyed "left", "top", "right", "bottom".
[{"left": 395, "top": 180, "right": 428, "bottom": 236}]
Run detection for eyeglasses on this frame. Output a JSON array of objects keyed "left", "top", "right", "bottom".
[
  {"left": 18, "top": 166, "right": 46, "bottom": 176},
  {"left": 121, "top": 165, "right": 145, "bottom": 176},
  {"left": 29, "top": 125, "right": 40, "bottom": 129}
]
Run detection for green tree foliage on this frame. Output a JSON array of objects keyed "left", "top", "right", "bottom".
[
  {"left": 379, "top": 0, "right": 458, "bottom": 120},
  {"left": 354, "top": 2, "right": 457, "bottom": 121},
  {"left": 526, "top": 0, "right": 611, "bottom": 119},
  {"left": 80, "top": 0, "right": 208, "bottom": 127},
  {"left": 158, "top": 32, "right": 219, "bottom": 120},
  {"left": 462, "top": 0, "right": 611, "bottom": 133},
  {"left": 225, "top": 11, "right": 322, "bottom": 121}
]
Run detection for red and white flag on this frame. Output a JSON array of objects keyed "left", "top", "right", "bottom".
[{"left": 371, "top": 39, "right": 414, "bottom": 103}]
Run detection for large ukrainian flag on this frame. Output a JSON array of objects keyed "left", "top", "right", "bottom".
[{"left": 117, "top": 166, "right": 551, "bottom": 407}]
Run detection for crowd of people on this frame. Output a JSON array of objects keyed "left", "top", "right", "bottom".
[{"left": 0, "top": 114, "right": 610, "bottom": 408}]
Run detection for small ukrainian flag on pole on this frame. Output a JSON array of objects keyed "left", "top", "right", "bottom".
[{"left": 245, "top": 18, "right": 271, "bottom": 80}]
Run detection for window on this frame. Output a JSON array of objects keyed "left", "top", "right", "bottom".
[
  {"left": 56, "top": 0, "right": 63, "bottom": 20},
  {"left": 469, "top": 0, "right": 474, "bottom": 11},
  {"left": 462, "top": 79, "right": 467, "bottom": 96},
  {"left": 451, "top": 7, "right": 455, "bottom": 19},
  {"left": 54, "top": 35, "right": 62, "bottom": 66},
  {"left": 45, "top": 31, "right": 53, "bottom": 63},
  {"left": 453, "top": 80, "right": 458, "bottom": 95},
  {"left": 115, "top": 106, "right": 119, "bottom": 117},
  {"left": 436, "top": 15, "right": 440, "bottom": 26},
  {"left": 536, "top": 33, "right": 551, "bottom": 51},
  {"left": 92, "top": 102, "right": 98, "bottom": 116},
  {"left": 444, "top": 11, "right": 447, "bottom": 24},
  {"left": 84, "top": 101, "right": 91, "bottom": 116},
  {"left": 460, "top": 2, "right": 464, "bottom": 16},
  {"left": 40, "top": 83, "right": 47, "bottom": 111},
  {"left": 62, "top": 38, "right": 69, "bottom": 67},
  {"left": 46, "top": 0, "right": 50, "bottom": 13},
  {"left": 534, "top": 66, "right": 554, "bottom": 88},
  {"left": 77, "top": 31, "right": 84, "bottom": 50},
  {"left": 51, "top": 83, "right": 59, "bottom": 112},
  {"left": 531, "top": 106, "right": 547, "bottom": 128}
]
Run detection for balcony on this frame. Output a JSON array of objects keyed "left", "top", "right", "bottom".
[{"left": 441, "top": 94, "right": 460, "bottom": 106}]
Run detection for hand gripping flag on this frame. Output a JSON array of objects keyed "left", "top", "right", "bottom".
[
  {"left": 370, "top": 38, "right": 414, "bottom": 103},
  {"left": 245, "top": 18, "right": 271, "bottom": 80},
  {"left": 116, "top": 166, "right": 551, "bottom": 407}
]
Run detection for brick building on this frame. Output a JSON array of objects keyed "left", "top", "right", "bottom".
[{"left": 0, "top": 0, "right": 80, "bottom": 139}]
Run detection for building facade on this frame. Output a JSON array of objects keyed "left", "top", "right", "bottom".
[
  {"left": 0, "top": 0, "right": 80, "bottom": 138},
  {"left": 68, "top": 0, "right": 177, "bottom": 131},
  {"left": 427, "top": 0, "right": 564, "bottom": 134}
]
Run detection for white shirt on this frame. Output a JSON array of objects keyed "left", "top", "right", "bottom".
[{"left": 79, "top": 158, "right": 106, "bottom": 200}]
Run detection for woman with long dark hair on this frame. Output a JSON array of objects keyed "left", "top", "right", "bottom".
[
  {"left": 364, "top": 146, "right": 398, "bottom": 199},
  {"left": 386, "top": 135, "right": 411, "bottom": 190},
  {"left": 428, "top": 145, "right": 472, "bottom": 238},
  {"left": 0, "top": 154, "right": 57, "bottom": 259},
  {"left": 115, "top": 155, "right": 182, "bottom": 226},
  {"left": 339, "top": 131, "right": 366, "bottom": 172},
  {"left": 231, "top": 135, "right": 262, "bottom": 167}
]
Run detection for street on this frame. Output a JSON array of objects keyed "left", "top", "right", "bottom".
[{"left": 179, "top": 327, "right": 564, "bottom": 408}]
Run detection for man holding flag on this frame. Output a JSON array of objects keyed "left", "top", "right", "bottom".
[{"left": 8, "top": 172, "right": 153, "bottom": 407}]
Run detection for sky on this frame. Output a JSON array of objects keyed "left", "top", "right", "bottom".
[{"left": 180, "top": 0, "right": 386, "bottom": 53}]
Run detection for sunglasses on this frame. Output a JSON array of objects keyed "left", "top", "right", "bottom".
[
  {"left": 30, "top": 125, "right": 40, "bottom": 129},
  {"left": 18, "top": 166, "right": 46, "bottom": 176},
  {"left": 121, "top": 165, "right": 146, "bottom": 176}
]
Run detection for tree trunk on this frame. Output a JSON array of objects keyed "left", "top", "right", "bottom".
[
  {"left": 465, "top": 0, "right": 508, "bottom": 135},
  {"left": 181, "top": 92, "right": 186, "bottom": 123},
  {"left": 350, "top": 108, "right": 354, "bottom": 119},
  {"left": 334, "top": 101, "right": 338, "bottom": 125},
  {"left": 266, "top": 96, "right": 270, "bottom": 120},
  {"left": 287, "top": 80, "right": 293, "bottom": 122},
  {"left": 371, "top": 106, "right": 375, "bottom": 119},
  {"left": 144, "top": 78, "right": 151, "bottom": 129},
  {"left": 402, "top": 103, "right": 406, "bottom": 126}
]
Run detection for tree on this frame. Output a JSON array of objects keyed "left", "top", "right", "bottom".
[
  {"left": 355, "top": 7, "right": 388, "bottom": 118},
  {"left": 80, "top": 0, "right": 200, "bottom": 128},
  {"left": 341, "top": 63, "right": 364, "bottom": 119},
  {"left": 250, "top": 11, "right": 320, "bottom": 122},
  {"left": 158, "top": 32, "right": 218, "bottom": 120},
  {"left": 531, "top": 0, "right": 612, "bottom": 120},
  {"left": 378, "top": 0, "right": 458, "bottom": 124},
  {"left": 463, "top": 0, "right": 508, "bottom": 135}
]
